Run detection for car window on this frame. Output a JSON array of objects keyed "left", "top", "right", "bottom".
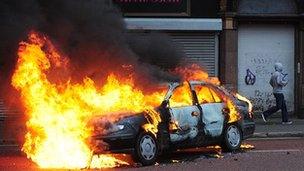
[
  {"left": 209, "top": 87, "right": 222, "bottom": 103},
  {"left": 195, "top": 85, "right": 222, "bottom": 104},
  {"left": 169, "top": 83, "right": 192, "bottom": 107}
]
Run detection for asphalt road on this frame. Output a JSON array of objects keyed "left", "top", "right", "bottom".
[{"left": 1, "top": 138, "right": 304, "bottom": 171}]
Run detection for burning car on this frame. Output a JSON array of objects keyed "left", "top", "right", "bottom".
[{"left": 91, "top": 81, "right": 255, "bottom": 166}]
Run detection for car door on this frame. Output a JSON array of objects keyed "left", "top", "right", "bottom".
[
  {"left": 193, "top": 84, "right": 225, "bottom": 137},
  {"left": 168, "top": 83, "right": 201, "bottom": 142}
]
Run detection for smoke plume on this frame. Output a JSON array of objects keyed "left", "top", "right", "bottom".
[{"left": 0, "top": 0, "right": 184, "bottom": 97}]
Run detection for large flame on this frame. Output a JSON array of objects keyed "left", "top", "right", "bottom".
[
  {"left": 11, "top": 32, "right": 248, "bottom": 169},
  {"left": 11, "top": 32, "right": 164, "bottom": 168}
]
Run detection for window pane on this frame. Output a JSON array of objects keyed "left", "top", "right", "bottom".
[
  {"left": 195, "top": 86, "right": 215, "bottom": 103},
  {"left": 209, "top": 88, "right": 222, "bottom": 103},
  {"left": 170, "top": 83, "right": 192, "bottom": 107}
]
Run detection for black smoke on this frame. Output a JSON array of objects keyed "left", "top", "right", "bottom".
[{"left": 0, "top": 0, "right": 183, "bottom": 97}]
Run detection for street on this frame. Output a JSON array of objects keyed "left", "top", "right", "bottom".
[{"left": 1, "top": 138, "right": 304, "bottom": 170}]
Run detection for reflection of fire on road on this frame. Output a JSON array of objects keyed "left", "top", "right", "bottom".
[{"left": 11, "top": 32, "right": 251, "bottom": 169}]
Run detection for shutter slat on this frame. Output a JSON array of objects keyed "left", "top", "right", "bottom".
[{"left": 169, "top": 32, "right": 216, "bottom": 76}]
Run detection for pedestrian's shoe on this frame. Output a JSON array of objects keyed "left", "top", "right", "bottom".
[
  {"left": 282, "top": 121, "right": 293, "bottom": 125},
  {"left": 261, "top": 113, "right": 267, "bottom": 123}
]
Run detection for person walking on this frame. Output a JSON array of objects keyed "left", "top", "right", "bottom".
[{"left": 261, "top": 62, "right": 292, "bottom": 124}]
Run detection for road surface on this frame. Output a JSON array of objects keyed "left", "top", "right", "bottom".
[{"left": 1, "top": 138, "right": 304, "bottom": 170}]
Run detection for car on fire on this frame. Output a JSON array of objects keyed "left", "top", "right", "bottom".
[{"left": 91, "top": 81, "right": 255, "bottom": 166}]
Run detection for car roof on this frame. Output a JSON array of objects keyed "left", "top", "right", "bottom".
[{"left": 167, "top": 80, "right": 208, "bottom": 85}]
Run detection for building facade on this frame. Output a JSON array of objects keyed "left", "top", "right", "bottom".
[
  {"left": 220, "top": 0, "right": 304, "bottom": 118},
  {"left": 114, "top": 0, "right": 304, "bottom": 118},
  {"left": 115, "top": 0, "right": 222, "bottom": 77}
]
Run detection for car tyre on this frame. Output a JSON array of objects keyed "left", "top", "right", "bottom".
[
  {"left": 221, "top": 124, "right": 242, "bottom": 152},
  {"left": 133, "top": 132, "right": 158, "bottom": 166}
]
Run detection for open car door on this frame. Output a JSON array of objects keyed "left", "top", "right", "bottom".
[
  {"left": 167, "top": 83, "right": 201, "bottom": 143},
  {"left": 192, "top": 82, "right": 225, "bottom": 137}
]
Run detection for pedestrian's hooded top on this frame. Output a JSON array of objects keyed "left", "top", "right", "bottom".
[{"left": 269, "top": 62, "right": 288, "bottom": 93}]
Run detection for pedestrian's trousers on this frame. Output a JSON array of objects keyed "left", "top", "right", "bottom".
[{"left": 263, "top": 93, "right": 288, "bottom": 122}]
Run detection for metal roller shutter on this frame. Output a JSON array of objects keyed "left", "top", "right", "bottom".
[
  {"left": 168, "top": 32, "right": 218, "bottom": 76},
  {"left": 0, "top": 98, "right": 5, "bottom": 141},
  {"left": 0, "top": 98, "right": 22, "bottom": 145}
]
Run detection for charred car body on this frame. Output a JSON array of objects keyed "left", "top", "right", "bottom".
[{"left": 91, "top": 81, "right": 255, "bottom": 165}]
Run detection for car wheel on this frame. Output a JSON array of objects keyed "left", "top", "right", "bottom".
[
  {"left": 222, "top": 124, "right": 242, "bottom": 151},
  {"left": 133, "top": 132, "right": 158, "bottom": 166}
]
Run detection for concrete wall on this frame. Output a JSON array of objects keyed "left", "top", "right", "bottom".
[{"left": 238, "top": 24, "right": 295, "bottom": 113}]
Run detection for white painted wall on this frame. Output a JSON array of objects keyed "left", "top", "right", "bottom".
[{"left": 238, "top": 24, "right": 294, "bottom": 113}]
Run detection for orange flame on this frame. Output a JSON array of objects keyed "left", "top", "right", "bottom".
[
  {"left": 174, "top": 64, "right": 220, "bottom": 85},
  {"left": 11, "top": 32, "right": 164, "bottom": 168},
  {"left": 236, "top": 93, "right": 253, "bottom": 113},
  {"left": 142, "top": 109, "right": 162, "bottom": 137},
  {"left": 241, "top": 143, "right": 255, "bottom": 149}
]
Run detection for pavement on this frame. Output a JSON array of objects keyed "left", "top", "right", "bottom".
[{"left": 251, "top": 114, "right": 304, "bottom": 139}]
